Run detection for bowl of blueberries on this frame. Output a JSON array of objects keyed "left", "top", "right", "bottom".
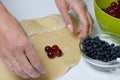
[
  {"left": 94, "top": 0, "right": 120, "bottom": 36},
  {"left": 80, "top": 32, "right": 120, "bottom": 71}
]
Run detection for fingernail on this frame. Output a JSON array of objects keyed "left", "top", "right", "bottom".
[
  {"left": 30, "top": 72, "right": 40, "bottom": 78},
  {"left": 39, "top": 65, "right": 46, "bottom": 74},
  {"left": 22, "top": 73, "right": 29, "bottom": 78},
  {"left": 68, "top": 24, "right": 73, "bottom": 32}
]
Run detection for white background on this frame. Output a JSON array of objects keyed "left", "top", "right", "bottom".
[{"left": 1, "top": 0, "right": 120, "bottom": 80}]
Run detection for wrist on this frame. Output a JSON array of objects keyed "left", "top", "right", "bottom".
[
  {"left": 0, "top": 2, "right": 14, "bottom": 28},
  {"left": 0, "top": 2, "right": 12, "bottom": 20},
  {"left": 0, "top": 2, "right": 9, "bottom": 13}
]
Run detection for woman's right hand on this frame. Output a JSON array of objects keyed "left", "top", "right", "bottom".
[
  {"left": 55, "top": 0, "right": 94, "bottom": 38},
  {"left": 0, "top": 2, "right": 45, "bottom": 78}
]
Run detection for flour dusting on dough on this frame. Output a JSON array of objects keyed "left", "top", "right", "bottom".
[{"left": 21, "top": 14, "right": 66, "bottom": 36}]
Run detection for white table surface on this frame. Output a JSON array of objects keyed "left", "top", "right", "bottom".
[{"left": 1, "top": 0, "right": 120, "bottom": 80}]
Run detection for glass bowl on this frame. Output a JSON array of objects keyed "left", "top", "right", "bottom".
[{"left": 80, "top": 32, "right": 120, "bottom": 71}]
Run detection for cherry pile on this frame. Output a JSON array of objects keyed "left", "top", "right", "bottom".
[
  {"left": 44, "top": 45, "right": 63, "bottom": 59},
  {"left": 81, "top": 36, "right": 120, "bottom": 62},
  {"left": 102, "top": 0, "right": 120, "bottom": 19}
]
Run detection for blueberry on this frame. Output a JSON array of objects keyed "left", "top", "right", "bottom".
[
  {"left": 111, "top": 43, "right": 115, "bottom": 47},
  {"left": 113, "top": 46, "right": 120, "bottom": 57}
]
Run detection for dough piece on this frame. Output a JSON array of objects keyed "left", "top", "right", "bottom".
[{"left": 0, "top": 14, "right": 81, "bottom": 80}]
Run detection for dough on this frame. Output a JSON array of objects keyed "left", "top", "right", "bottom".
[{"left": 0, "top": 14, "right": 81, "bottom": 80}]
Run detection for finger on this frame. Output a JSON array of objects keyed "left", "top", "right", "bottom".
[
  {"left": 72, "top": 1, "right": 89, "bottom": 26},
  {"left": 13, "top": 61, "right": 29, "bottom": 78},
  {"left": 0, "top": 56, "right": 15, "bottom": 73},
  {"left": 77, "top": 12, "right": 89, "bottom": 38},
  {"left": 0, "top": 50, "right": 16, "bottom": 73},
  {"left": 71, "top": 1, "right": 90, "bottom": 38},
  {"left": 24, "top": 41, "right": 45, "bottom": 74},
  {"left": 55, "top": 0, "right": 73, "bottom": 32},
  {"left": 86, "top": 12, "right": 94, "bottom": 35},
  {"left": 14, "top": 49, "right": 40, "bottom": 78},
  {"left": 77, "top": 26, "right": 88, "bottom": 39},
  {"left": 78, "top": 12, "right": 94, "bottom": 38}
]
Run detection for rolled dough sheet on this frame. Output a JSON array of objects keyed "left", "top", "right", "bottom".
[{"left": 0, "top": 14, "right": 81, "bottom": 80}]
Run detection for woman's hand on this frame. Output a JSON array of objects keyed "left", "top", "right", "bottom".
[
  {"left": 0, "top": 3, "right": 45, "bottom": 78},
  {"left": 55, "top": 0, "right": 94, "bottom": 38}
]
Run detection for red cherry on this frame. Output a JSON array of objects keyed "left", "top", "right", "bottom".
[
  {"left": 52, "top": 45, "right": 59, "bottom": 51},
  {"left": 113, "top": 5, "right": 120, "bottom": 11},
  {"left": 111, "top": 2, "right": 117, "bottom": 7},
  {"left": 102, "top": 9, "right": 108, "bottom": 14},
  {"left": 45, "top": 46, "right": 52, "bottom": 52},
  {"left": 111, "top": 13, "right": 116, "bottom": 17},
  {"left": 47, "top": 50, "right": 55, "bottom": 58},
  {"left": 105, "top": 7, "right": 112, "bottom": 14},
  {"left": 55, "top": 49, "right": 63, "bottom": 57},
  {"left": 115, "top": 12, "right": 120, "bottom": 18},
  {"left": 106, "top": 7, "right": 112, "bottom": 11},
  {"left": 109, "top": 9, "right": 116, "bottom": 14},
  {"left": 45, "top": 45, "right": 63, "bottom": 58},
  {"left": 118, "top": 0, "right": 120, "bottom": 4}
]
